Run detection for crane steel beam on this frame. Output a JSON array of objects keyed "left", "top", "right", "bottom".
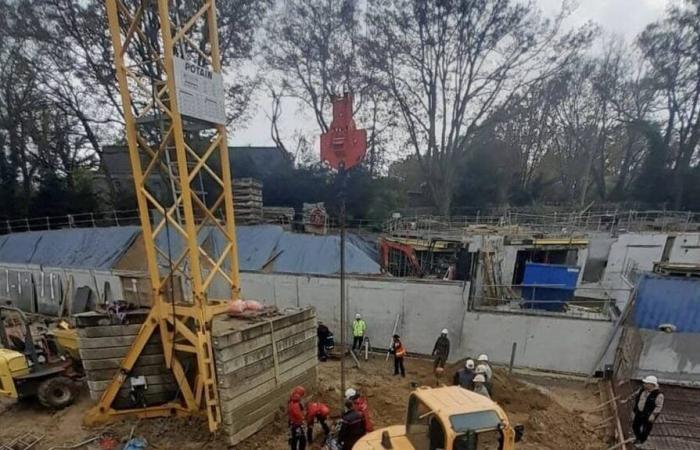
[{"left": 88, "top": 0, "right": 240, "bottom": 432}]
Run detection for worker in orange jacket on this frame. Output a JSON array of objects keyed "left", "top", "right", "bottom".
[
  {"left": 287, "top": 386, "right": 306, "bottom": 450},
  {"left": 390, "top": 334, "right": 406, "bottom": 377},
  {"left": 305, "top": 401, "right": 330, "bottom": 443}
]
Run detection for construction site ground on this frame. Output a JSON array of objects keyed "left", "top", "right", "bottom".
[{"left": 0, "top": 355, "right": 609, "bottom": 449}]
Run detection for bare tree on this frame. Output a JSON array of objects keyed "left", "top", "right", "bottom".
[
  {"left": 261, "top": 0, "right": 363, "bottom": 134},
  {"left": 363, "top": 0, "right": 595, "bottom": 214},
  {"left": 638, "top": 1, "right": 700, "bottom": 208}
]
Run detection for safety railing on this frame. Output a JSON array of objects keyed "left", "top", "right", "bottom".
[
  {"left": 385, "top": 209, "right": 700, "bottom": 236},
  {"left": 471, "top": 284, "right": 628, "bottom": 321}
]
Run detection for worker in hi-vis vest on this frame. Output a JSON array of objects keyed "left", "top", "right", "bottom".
[{"left": 352, "top": 313, "right": 367, "bottom": 351}]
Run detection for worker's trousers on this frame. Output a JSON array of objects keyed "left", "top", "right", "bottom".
[
  {"left": 317, "top": 340, "right": 327, "bottom": 361},
  {"left": 289, "top": 424, "right": 306, "bottom": 450},
  {"left": 632, "top": 414, "right": 654, "bottom": 443},
  {"left": 394, "top": 356, "right": 405, "bottom": 377},
  {"left": 433, "top": 355, "right": 447, "bottom": 369},
  {"left": 352, "top": 335, "right": 364, "bottom": 350},
  {"left": 307, "top": 418, "right": 330, "bottom": 443}
]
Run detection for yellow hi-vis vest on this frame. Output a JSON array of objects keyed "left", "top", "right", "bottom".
[{"left": 352, "top": 319, "right": 366, "bottom": 337}]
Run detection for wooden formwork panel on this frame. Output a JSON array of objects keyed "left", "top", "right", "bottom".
[
  {"left": 75, "top": 311, "right": 176, "bottom": 407},
  {"left": 212, "top": 307, "right": 318, "bottom": 446}
]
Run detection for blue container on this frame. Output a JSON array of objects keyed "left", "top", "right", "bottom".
[
  {"left": 521, "top": 262, "right": 581, "bottom": 311},
  {"left": 633, "top": 274, "right": 700, "bottom": 333}
]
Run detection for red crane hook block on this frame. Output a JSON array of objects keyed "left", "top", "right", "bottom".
[{"left": 320, "top": 93, "right": 367, "bottom": 170}]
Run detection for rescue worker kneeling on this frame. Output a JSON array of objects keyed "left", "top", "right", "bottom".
[{"left": 306, "top": 401, "right": 331, "bottom": 443}]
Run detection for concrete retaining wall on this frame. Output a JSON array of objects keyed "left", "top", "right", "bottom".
[
  {"left": 460, "top": 311, "right": 614, "bottom": 374},
  {"left": 239, "top": 272, "right": 614, "bottom": 374},
  {"left": 635, "top": 329, "right": 700, "bottom": 386},
  {"left": 240, "top": 272, "right": 468, "bottom": 357}
]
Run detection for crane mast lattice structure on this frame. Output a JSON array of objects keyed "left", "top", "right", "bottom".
[{"left": 91, "top": 0, "right": 240, "bottom": 432}]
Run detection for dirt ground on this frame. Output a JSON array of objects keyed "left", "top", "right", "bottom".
[{"left": 0, "top": 355, "right": 609, "bottom": 449}]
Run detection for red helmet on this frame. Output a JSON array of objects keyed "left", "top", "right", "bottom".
[{"left": 290, "top": 386, "right": 306, "bottom": 401}]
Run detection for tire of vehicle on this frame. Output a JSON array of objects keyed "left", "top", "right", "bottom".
[{"left": 37, "top": 376, "right": 75, "bottom": 409}]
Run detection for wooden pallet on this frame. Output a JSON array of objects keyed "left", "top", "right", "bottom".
[{"left": 653, "top": 262, "right": 700, "bottom": 278}]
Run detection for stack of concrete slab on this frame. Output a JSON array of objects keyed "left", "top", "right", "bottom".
[
  {"left": 233, "top": 178, "right": 263, "bottom": 224},
  {"left": 212, "top": 307, "right": 318, "bottom": 446},
  {"left": 75, "top": 310, "right": 176, "bottom": 408}
]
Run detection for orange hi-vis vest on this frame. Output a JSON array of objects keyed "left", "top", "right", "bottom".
[{"left": 394, "top": 342, "right": 406, "bottom": 357}]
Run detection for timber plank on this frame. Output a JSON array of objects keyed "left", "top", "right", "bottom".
[
  {"left": 79, "top": 343, "right": 163, "bottom": 360},
  {"left": 218, "top": 347, "right": 317, "bottom": 393},
  {"left": 82, "top": 354, "right": 165, "bottom": 370},
  {"left": 87, "top": 374, "right": 175, "bottom": 392},
  {"left": 216, "top": 327, "right": 315, "bottom": 369},
  {"left": 221, "top": 370, "right": 317, "bottom": 427},
  {"left": 77, "top": 324, "right": 144, "bottom": 338},
  {"left": 86, "top": 364, "right": 170, "bottom": 382},
  {"left": 77, "top": 335, "right": 160, "bottom": 349},
  {"left": 218, "top": 337, "right": 315, "bottom": 381},
  {"left": 212, "top": 308, "right": 315, "bottom": 344},
  {"left": 220, "top": 356, "right": 317, "bottom": 406},
  {"left": 213, "top": 318, "right": 315, "bottom": 358}
]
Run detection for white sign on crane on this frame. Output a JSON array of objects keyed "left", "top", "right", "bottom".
[{"left": 173, "top": 56, "right": 226, "bottom": 125}]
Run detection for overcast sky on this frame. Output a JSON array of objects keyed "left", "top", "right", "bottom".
[{"left": 230, "top": 0, "right": 672, "bottom": 149}]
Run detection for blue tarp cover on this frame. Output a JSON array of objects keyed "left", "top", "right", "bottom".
[
  {"left": 0, "top": 224, "right": 380, "bottom": 275},
  {"left": 633, "top": 273, "right": 700, "bottom": 333},
  {"left": 210, "top": 225, "right": 380, "bottom": 275},
  {"left": 0, "top": 227, "right": 140, "bottom": 269}
]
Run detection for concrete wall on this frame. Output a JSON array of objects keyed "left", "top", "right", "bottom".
[
  {"left": 240, "top": 272, "right": 468, "bottom": 356},
  {"left": 668, "top": 233, "right": 700, "bottom": 263},
  {"left": 602, "top": 233, "right": 668, "bottom": 308},
  {"left": 460, "top": 311, "right": 614, "bottom": 374},
  {"left": 0, "top": 262, "right": 124, "bottom": 315},
  {"left": 636, "top": 330, "right": 700, "bottom": 386},
  {"left": 239, "top": 272, "right": 614, "bottom": 374}
]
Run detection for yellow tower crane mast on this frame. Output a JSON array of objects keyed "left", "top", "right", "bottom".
[{"left": 90, "top": 0, "right": 239, "bottom": 432}]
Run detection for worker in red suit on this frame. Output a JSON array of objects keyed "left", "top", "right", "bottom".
[
  {"left": 305, "top": 401, "right": 331, "bottom": 443},
  {"left": 345, "top": 387, "right": 374, "bottom": 433},
  {"left": 287, "top": 386, "right": 306, "bottom": 450}
]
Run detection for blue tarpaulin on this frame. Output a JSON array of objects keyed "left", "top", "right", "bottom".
[
  {"left": 633, "top": 274, "right": 700, "bottom": 333},
  {"left": 0, "top": 224, "right": 381, "bottom": 276},
  {"left": 208, "top": 225, "right": 380, "bottom": 275},
  {"left": 0, "top": 227, "right": 140, "bottom": 269}
]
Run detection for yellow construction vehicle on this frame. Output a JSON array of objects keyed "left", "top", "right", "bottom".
[
  {"left": 354, "top": 386, "right": 524, "bottom": 450},
  {"left": 0, "top": 306, "right": 80, "bottom": 408}
]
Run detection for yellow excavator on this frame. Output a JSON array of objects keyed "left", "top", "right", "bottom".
[
  {"left": 354, "top": 386, "right": 524, "bottom": 450},
  {"left": 0, "top": 305, "right": 81, "bottom": 408}
]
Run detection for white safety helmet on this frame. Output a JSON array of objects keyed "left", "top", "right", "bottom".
[
  {"left": 344, "top": 388, "right": 357, "bottom": 400},
  {"left": 355, "top": 314, "right": 361, "bottom": 319},
  {"left": 642, "top": 376, "right": 658, "bottom": 387},
  {"left": 474, "top": 374, "right": 486, "bottom": 383},
  {"left": 465, "top": 360, "right": 475, "bottom": 369},
  {"left": 475, "top": 365, "right": 486, "bottom": 374},
  {"left": 477, "top": 354, "right": 489, "bottom": 362},
  {"left": 441, "top": 328, "right": 448, "bottom": 335}
]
